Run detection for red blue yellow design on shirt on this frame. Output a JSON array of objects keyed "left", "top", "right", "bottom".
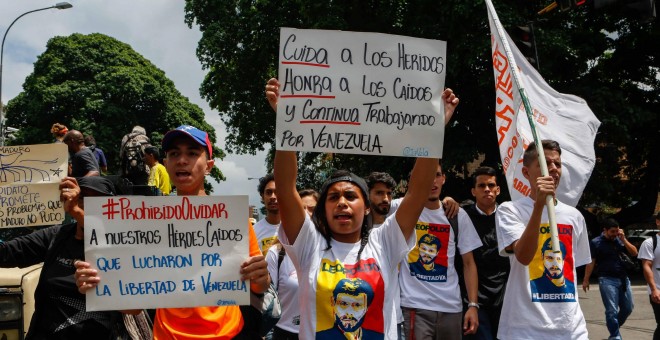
[
  {"left": 407, "top": 221, "right": 451, "bottom": 282},
  {"left": 316, "top": 258, "right": 385, "bottom": 339},
  {"left": 529, "top": 223, "right": 576, "bottom": 302}
]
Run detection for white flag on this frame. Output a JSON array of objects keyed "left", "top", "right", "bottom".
[{"left": 486, "top": 0, "right": 601, "bottom": 206}]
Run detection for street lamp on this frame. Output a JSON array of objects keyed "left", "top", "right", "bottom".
[{"left": 0, "top": 2, "right": 73, "bottom": 146}]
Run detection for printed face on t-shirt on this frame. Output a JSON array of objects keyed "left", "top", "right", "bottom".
[
  {"left": 419, "top": 242, "right": 439, "bottom": 265},
  {"left": 333, "top": 292, "right": 368, "bottom": 332},
  {"left": 543, "top": 249, "right": 564, "bottom": 279}
]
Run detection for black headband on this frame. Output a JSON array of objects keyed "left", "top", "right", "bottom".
[{"left": 320, "top": 173, "right": 370, "bottom": 205}]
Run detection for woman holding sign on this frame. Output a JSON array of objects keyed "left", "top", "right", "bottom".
[{"left": 266, "top": 78, "right": 458, "bottom": 339}]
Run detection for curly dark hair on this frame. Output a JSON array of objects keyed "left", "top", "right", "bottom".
[
  {"left": 365, "top": 172, "right": 397, "bottom": 191},
  {"left": 257, "top": 173, "right": 275, "bottom": 196}
]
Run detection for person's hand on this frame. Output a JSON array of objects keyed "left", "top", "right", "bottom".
[
  {"left": 241, "top": 255, "right": 269, "bottom": 293},
  {"left": 265, "top": 78, "right": 280, "bottom": 112},
  {"left": 617, "top": 229, "right": 627, "bottom": 241},
  {"left": 463, "top": 306, "right": 479, "bottom": 335},
  {"left": 582, "top": 279, "right": 590, "bottom": 293},
  {"left": 60, "top": 177, "right": 81, "bottom": 214},
  {"left": 534, "top": 175, "right": 556, "bottom": 207},
  {"left": 442, "top": 196, "right": 459, "bottom": 219},
  {"left": 74, "top": 260, "right": 100, "bottom": 294},
  {"left": 441, "top": 88, "right": 459, "bottom": 126},
  {"left": 652, "top": 289, "right": 660, "bottom": 304}
]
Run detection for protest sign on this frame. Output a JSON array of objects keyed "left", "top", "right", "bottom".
[
  {"left": 84, "top": 195, "right": 249, "bottom": 311},
  {"left": 0, "top": 144, "right": 68, "bottom": 228},
  {"left": 276, "top": 27, "right": 447, "bottom": 157}
]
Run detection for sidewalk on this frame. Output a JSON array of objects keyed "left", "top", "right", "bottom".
[{"left": 582, "top": 279, "right": 655, "bottom": 339}]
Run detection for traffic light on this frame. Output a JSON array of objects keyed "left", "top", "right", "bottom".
[{"left": 512, "top": 23, "right": 539, "bottom": 69}]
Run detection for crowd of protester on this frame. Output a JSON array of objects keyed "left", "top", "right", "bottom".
[{"left": 2, "top": 77, "right": 657, "bottom": 340}]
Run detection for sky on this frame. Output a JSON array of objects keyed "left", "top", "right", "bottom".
[{"left": 0, "top": 1, "right": 268, "bottom": 210}]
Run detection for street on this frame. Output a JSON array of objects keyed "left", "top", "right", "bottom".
[{"left": 581, "top": 276, "right": 655, "bottom": 339}]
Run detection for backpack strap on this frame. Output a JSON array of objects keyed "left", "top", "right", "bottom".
[
  {"left": 448, "top": 214, "right": 459, "bottom": 247},
  {"left": 275, "top": 245, "right": 286, "bottom": 290}
]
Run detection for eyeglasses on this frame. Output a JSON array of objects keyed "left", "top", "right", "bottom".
[{"left": 476, "top": 183, "right": 498, "bottom": 189}]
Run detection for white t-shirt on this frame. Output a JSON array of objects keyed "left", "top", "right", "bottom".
[
  {"left": 278, "top": 214, "right": 413, "bottom": 339},
  {"left": 254, "top": 218, "right": 279, "bottom": 255},
  {"left": 396, "top": 203, "right": 482, "bottom": 312},
  {"left": 637, "top": 234, "right": 660, "bottom": 294},
  {"left": 495, "top": 197, "right": 590, "bottom": 340},
  {"left": 266, "top": 245, "right": 300, "bottom": 333}
]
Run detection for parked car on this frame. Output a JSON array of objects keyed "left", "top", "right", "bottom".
[
  {"left": 627, "top": 229, "right": 658, "bottom": 238},
  {"left": 0, "top": 226, "right": 48, "bottom": 340},
  {"left": 1, "top": 179, "right": 162, "bottom": 340}
]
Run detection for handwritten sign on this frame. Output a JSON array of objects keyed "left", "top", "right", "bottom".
[
  {"left": 84, "top": 195, "right": 249, "bottom": 311},
  {"left": 276, "top": 27, "right": 447, "bottom": 157},
  {"left": 0, "top": 144, "right": 68, "bottom": 228}
]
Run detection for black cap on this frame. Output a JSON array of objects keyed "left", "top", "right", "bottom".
[{"left": 77, "top": 176, "right": 115, "bottom": 196}]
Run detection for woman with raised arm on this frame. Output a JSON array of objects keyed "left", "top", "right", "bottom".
[{"left": 265, "top": 78, "right": 458, "bottom": 339}]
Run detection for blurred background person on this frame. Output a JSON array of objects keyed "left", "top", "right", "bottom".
[
  {"left": 144, "top": 146, "right": 171, "bottom": 195},
  {"left": 84, "top": 134, "right": 108, "bottom": 174},
  {"left": 63, "top": 130, "right": 100, "bottom": 178}
]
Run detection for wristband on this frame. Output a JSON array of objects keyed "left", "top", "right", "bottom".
[{"left": 468, "top": 302, "right": 480, "bottom": 309}]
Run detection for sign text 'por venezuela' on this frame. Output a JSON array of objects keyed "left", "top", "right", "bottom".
[
  {"left": 84, "top": 195, "right": 249, "bottom": 311},
  {"left": 276, "top": 28, "right": 447, "bottom": 158}
]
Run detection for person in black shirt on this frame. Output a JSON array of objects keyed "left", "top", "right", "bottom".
[
  {"left": 582, "top": 217, "right": 638, "bottom": 340},
  {"left": 463, "top": 166, "right": 510, "bottom": 340},
  {"left": 0, "top": 176, "right": 124, "bottom": 339},
  {"left": 62, "top": 130, "right": 100, "bottom": 177}
]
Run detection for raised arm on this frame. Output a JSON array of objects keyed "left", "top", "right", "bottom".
[
  {"left": 268, "top": 78, "right": 306, "bottom": 244},
  {"left": 395, "top": 158, "right": 437, "bottom": 240},
  {"left": 395, "top": 88, "right": 458, "bottom": 240},
  {"left": 511, "top": 175, "right": 555, "bottom": 265}
]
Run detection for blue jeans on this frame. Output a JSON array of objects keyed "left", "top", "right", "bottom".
[{"left": 599, "top": 276, "right": 634, "bottom": 340}]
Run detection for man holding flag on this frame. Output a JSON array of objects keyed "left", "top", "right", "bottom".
[
  {"left": 486, "top": 0, "right": 600, "bottom": 338},
  {"left": 496, "top": 140, "right": 591, "bottom": 339}
]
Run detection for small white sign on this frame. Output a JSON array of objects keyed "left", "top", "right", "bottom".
[{"left": 0, "top": 144, "right": 68, "bottom": 228}]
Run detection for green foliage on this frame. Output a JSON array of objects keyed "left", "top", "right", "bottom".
[
  {"left": 185, "top": 0, "right": 658, "bottom": 214},
  {"left": 5, "top": 33, "right": 226, "bottom": 188}
]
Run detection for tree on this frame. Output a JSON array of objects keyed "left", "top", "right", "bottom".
[
  {"left": 184, "top": 0, "right": 658, "bottom": 219},
  {"left": 5, "top": 33, "right": 226, "bottom": 188}
]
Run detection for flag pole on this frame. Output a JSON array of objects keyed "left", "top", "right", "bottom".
[{"left": 485, "top": 0, "right": 561, "bottom": 254}]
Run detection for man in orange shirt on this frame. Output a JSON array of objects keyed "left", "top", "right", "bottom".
[{"left": 75, "top": 125, "right": 269, "bottom": 339}]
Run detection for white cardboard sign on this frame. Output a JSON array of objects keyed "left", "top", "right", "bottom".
[
  {"left": 84, "top": 195, "right": 249, "bottom": 311},
  {"left": 0, "top": 144, "right": 68, "bottom": 228},
  {"left": 276, "top": 27, "right": 447, "bottom": 157}
]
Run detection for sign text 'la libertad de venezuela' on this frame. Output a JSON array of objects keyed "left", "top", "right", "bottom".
[
  {"left": 276, "top": 27, "right": 448, "bottom": 158},
  {"left": 84, "top": 195, "right": 249, "bottom": 311}
]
